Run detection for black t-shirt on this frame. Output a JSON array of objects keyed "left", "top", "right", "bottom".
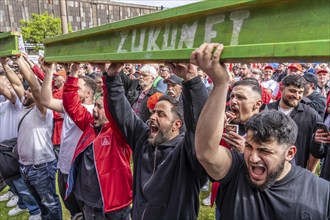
[
  {"left": 217, "top": 151, "right": 330, "bottom": 220},
  {"left": 74, "top": 144, "right": 103, "bottom": 208}
]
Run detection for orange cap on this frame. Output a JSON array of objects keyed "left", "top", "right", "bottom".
[
  {"left": 147, "top": 92, "right": 164, "bottom": 110},
  {"left": 54, "top": 70, "right": 67, "bottom": 79}
]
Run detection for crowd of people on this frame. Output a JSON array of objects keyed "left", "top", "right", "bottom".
[{"left": 0, "top": 43, "right": 329, "bottom": 220}]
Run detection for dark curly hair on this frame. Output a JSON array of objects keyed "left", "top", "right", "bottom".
[{"left": 245, "top": 110, "right": 298, "bottom": 148}]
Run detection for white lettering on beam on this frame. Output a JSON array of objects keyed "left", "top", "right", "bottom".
[
  {"left": 162, "top": 23, "right": 178, "bottom": 50},
  {"left": 229, "top": 10, "right": 250, "bottom": 46},
  {"left": 178, "top": 21, "right": 198, "bottom": 49},
  {"left": 131, "top": 28, "right": 146, "bottom": 52},
  {"left": 147, "top": 27, "right": 162, "bottom": 51},
  {"left": 117, "top": 30, "right": 128, "bottom": 52},
  {"left": 204, "top": 14, "right": 225, "bottom": 43}
]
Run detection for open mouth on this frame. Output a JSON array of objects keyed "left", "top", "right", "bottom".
[
  {"left": 230, "top": 106, "right": 239, "bottom": 115},
  {"left": 249, "top": 164, "right": 266, "bottom": 180},
  {"left": 149, "top": 123, "right": 159, "bottom": 134}
]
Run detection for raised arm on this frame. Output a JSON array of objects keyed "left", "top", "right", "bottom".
[
  {"left": 40, "top": 60, "right": 63, "bottom": 113},
  {"left": 14, "top": 56, "right": 47, "bottom": 114},
  {"left": 0, "top": 57, "right": 25, "bottom": 101},
  {"left": 194, "top": 43, "right": 233, "bottom": 181},
  {"left": 62, "top": 63, "right": 93, "bottom": 131},
  {"left": 104, "top": 63, "right": 147, "bottom": 151},
  {"left": 0, "top": 75, "right": 16, "bottom": 104}
]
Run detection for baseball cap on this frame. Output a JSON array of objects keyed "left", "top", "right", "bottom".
[
  {"left": 54, "top": 70, "right": 67, "bottom": 79},
  {"left": 163, "top": 75, "right": 183, "bottom": 85},
  {"left": 263, "top": 65, "right": 274, "bottom": 71},
  {"left": 303, "top": 73, "right": 318, "bottom": 87},
  {"left": 287, "top": 64, "right": 302, "bottom": 72},
  {"left": 316, "top": 69, "right": 329, "bottom": 75},
  {"left": 147, "top": 92, "right": 164, "bottom": 110}
]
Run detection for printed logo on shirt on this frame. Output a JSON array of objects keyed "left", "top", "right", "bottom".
[{"left": 101, "top": 137, "right": 111, "bottom": 146}]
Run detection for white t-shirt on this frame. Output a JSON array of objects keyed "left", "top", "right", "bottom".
[
  {"left": 0, "top": 96, "right": 23, "bottom": 142},
  {"left": 57, "top": 104, "right": 94, "bottom": 174},
  {"left": 18, "top": 106, "right": 55, "bottom": 165},
  {"left": 261, "top": 80, "right": 278, "bottom": 94}
]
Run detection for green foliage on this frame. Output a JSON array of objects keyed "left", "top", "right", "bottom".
[{"left": 19, "top": 12, "right": 71, "bottom": 51}]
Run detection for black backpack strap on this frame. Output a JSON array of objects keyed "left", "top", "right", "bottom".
[{"left": 17, "top": 107, "right": 33, "bottom": 132}]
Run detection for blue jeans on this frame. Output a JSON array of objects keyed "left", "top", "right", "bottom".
[
  {"left": 20, "top": 160, "right": 62, "bottom": 220},
  {"left": 6, "top": 177, "right": 41, "bottom": 215}
]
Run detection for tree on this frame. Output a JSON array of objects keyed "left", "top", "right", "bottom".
[{"left": 20, "top": 12, "right": 71, "bottom": 50}]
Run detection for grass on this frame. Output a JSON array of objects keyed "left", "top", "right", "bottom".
[{"left": 0, "top": 182, "right": 214, "bottom": 220}]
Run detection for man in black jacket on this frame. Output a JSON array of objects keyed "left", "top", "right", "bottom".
[
  {"left": 303, "top": 73, "right": 326, "bottom": 119},
  {"left": 265, "top": 74, "right": 322, "bottom": 172},
  {"left": 311, "top": 128, "right": 330, "bottom": 181},
  {"left": 119, "top": 64, "right": 158, "bottom": 122},
  {"left": 103, "top": 43, "right": 223, "bottom": 219}
]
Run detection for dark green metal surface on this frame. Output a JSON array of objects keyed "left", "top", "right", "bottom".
[
  {"left": 0, "top": 32, "right": 21, "bottom": 57},
  {"left": 44, "top": 0, "right": 330, "bottom": 63}
]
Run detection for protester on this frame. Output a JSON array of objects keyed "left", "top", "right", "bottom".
[
  {"left": 316, "top": 68, "right": 330, "bottom": 97},
  {"left": 311, "top": 128, "right": 330, "bottom": 181},
  {"left": 261, "top": 65, "right": 277, "bottom": 95},
  {"left": 194, "top": 54, "right": 330, "bottom": 218},
  {"left": 119, "top": 64, "right": 158, "bottom": 122},
  {"left": 303, "top": 73, "right": 326, "bottom": 118},
  {"left": 265, "top": 75, "right": 322, "bottom": 172},
  {"left": 39, "top": 61, "right": 97, "bottom": 219},
  {"left": 0, "top": 68, "right": 41, "bottom": 219},
  {"left": 9, "top": 56, "right": 62, "bottom": 219},
  {"left": 103, "top": 43, "right": 220, "bottom": 219},
  {"left": 164, "top": 74, "right": 183, "bottom": 100},
  {"left": 62, "top": 63, "right": 132, "bottom": 219}
]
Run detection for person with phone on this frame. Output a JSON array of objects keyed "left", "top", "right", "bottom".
[
  {"left": 311, "top": 124, "right": 330, "bottom": 181},
  {"left": 195, "top": 53, "right": 330, "bottom": 218},
  {"left": 222, "top": 79, "right": 263, "bottom": 153}
]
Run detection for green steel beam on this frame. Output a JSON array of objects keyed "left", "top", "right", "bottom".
[
  {"left": 0, "top": 31, "right": 21, "bottom": 58},
  {"left": 44, "top": 0, "right": 330, "bottom": 63}
]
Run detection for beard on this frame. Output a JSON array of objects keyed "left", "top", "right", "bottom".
[
  {"left": 244, "top": 156, "right": 286, "bottom": 191},
  {"left": 23, "top": 97, "right": 34, "bottom": 107},
  {"left": 148, "top": 126, "right": 172, "bottom": 147},
  {"left": 282, "top": 97, "right": 300, "bottom": 108}
]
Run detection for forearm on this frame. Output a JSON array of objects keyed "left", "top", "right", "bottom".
[
  {"left": 0, "top": 87, "right": 16, "bottom": 104},
  {"left": 105, "top": 73, "right": 145, "bottom": 148},
  {"left": 182, "top": 76, "right": 208, "bottom": 132},
  {"left": 63, "top": 76, "right": 91, "bottom": 130},
  {"left": 195, "top": 82, "right": 232, "bottom": 180},
  {"left": 2, "top": 64, "right": 24, "bottom": 99}
]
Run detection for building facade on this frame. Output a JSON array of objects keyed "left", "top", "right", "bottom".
[{"left": 0, "top": 0, "right": 159, "bottom": 32}]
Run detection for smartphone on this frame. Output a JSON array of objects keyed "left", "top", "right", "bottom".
[
  {"left": 316, "top": 122, "right": 329, "bottom": 132},
  {"left": 225, "top": 124, "right": 239, "bottom": 134}
]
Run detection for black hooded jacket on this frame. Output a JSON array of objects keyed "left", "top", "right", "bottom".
[{"left": 105, "top": 74, "right": 208, "bottom": 220}]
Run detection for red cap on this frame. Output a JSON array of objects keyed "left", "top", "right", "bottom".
[
  {"left": 287, "top": 63, "right": 302, "bottom": 72},
  {"left": 316, "top": 69, "right": 329, "bottom": 75},
  {"left": 263, "top": 65, "right": 274, "bottom": 71},
  {"left": 54, "top": 70, "right": 67, "bottom": 79},
  {"left": 147, "top": 92, "right": 163, "bottom": 110}
]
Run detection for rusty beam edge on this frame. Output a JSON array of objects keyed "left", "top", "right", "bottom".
[
  {"left": 44, "top": 39, "right": 330, "bottom": 63},
  {"left": 43, "top": 0, "right": 278, "bottom": 44}
]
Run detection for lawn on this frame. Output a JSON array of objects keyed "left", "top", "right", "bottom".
[{"left": 0, "top": 184, "right": 215, "bottom": 220}]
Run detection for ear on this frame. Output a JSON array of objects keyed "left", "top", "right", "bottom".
[
  {"left": 253, "top": 99, "right": 263, "bottom": 111},
  {"left": 172, "top": 119, "right": 183, "bottom": 131},
  {"left": 285, "top": 145, "right": 296, "bottom": 161},
  {"left": 280, "top": 86, "right": 284, "bottom": 92}
]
